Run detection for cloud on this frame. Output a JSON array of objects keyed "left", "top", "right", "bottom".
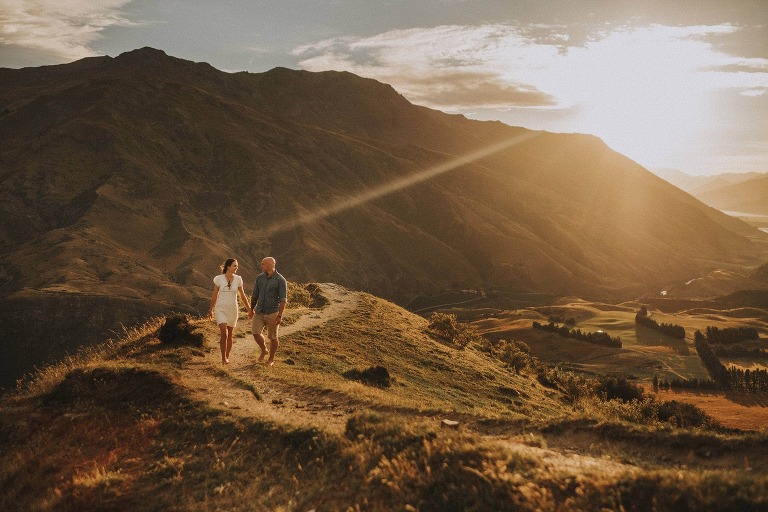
[
  {"left": 404, "top": 71, "right": 556, "bottom": 108},
  {"left": 293, "top": 22, "right": 768, "bottom": 173},
  {"left": 293, "top": 24, "right": 562, "bottom": 110},
  {"left": 0, "top": 0, "right": 136, "bottom": 62},
  {"left": 292, "top": 22, "right": 768, "bottom": 109}
]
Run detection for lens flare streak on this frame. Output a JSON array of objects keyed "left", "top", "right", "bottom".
[{"left": 263, "top": 131, "right": 541, "bottom": 236}]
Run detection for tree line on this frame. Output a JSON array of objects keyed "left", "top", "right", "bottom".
[
  {"left": 532, "top": 321, "right": 622, "bottom": 348},
  {"left": 693, "top": 330, "right": 731, "bottom": 388},
  {"left": 711, "top": 344, "right": 768, "bottom": 359},
  {"left": 702, "top": 326, "right": 760, "bottom": 345},
  {"left": 634, "top": 306, "right": 685, "bottom": 339},
  {"left": 657, "top": 330, "right": 768, "bottom": 392}
]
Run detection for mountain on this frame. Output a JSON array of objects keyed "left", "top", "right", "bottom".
[
  {"left": 1, "top": 47, "right": 766, "bottom": 386},
  {"left": 654, "top": 168, "right": 764, "bottom": 194},
  {"left": 654, "top": 168, "right": 768, "bottom": 215},
  {"left": 694, "top": 173, "right": 768, "bottom": 216},
  {"left": 652, "top": 168, "right": 711, "bottom": 191}
]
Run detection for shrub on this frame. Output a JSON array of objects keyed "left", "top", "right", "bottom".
[
  {"left": 288, "top": 282, "right": 314, "bottom": 308},
  {"left": 428, "top": 312, "right": 481, "bottom": 348},
  {"left": 538, "top": 366, "right": 600, "bottom": 402},
  {"left": 454, "top": 324, "right": 481, "bottom": 349},
  {"left": 486, "top": 339, "right": 533, "bottom": 372},
  {"left": 158, "top": 314, "right": 204, "bottom": 346},
  {"left": 427, "top": 312, "right": 459, "bottom": 341},
  {"left": 597, "top": 375, "right": 645, "bottom": 402},
  {"left": 657, "top": 400, "right": 714, "bottom": 428},
  {"left": 342, "top": 365, "right": 392, "bottom": 388}
]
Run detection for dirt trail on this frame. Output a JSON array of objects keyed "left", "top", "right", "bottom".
[
  {"left": 174, "top": 283, "right": 646, "bottom": 476},
  {"left": 177, "top": 283, "right": 360, "bottom": 434},
  {"left": 173, "top": 283, "right": 765, "bottom": 475}
]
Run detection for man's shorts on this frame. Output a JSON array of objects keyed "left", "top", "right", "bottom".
[{"left": 252, "top": 312, "right": 279, "bottom": 340}]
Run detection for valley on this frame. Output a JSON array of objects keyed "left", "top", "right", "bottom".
[{"left": 435, "top": 295, "right": 768, "bottom": 431}]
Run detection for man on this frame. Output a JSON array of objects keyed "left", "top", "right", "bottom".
[{"left": 249, "top": 256, "right": 287, "bottom": 366}]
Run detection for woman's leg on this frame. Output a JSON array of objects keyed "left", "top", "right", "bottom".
[
  {"left": 225, "top": 326, "right": 234, "bottom": 361},
  {"left": 218, "top": 323, "right": 229, "bottom": 364}
]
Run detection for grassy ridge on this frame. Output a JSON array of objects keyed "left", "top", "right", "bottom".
[{"left": 2, "top": 286, "right": 768, "bottom": 511}]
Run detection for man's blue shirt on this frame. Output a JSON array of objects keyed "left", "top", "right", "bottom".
[{"left": 252, "top": 271, "right": 287, "bottom": 313}]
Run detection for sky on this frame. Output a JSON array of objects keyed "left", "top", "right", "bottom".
[{"left": 1, "top": 1, "right": 767, "bottom": 176}]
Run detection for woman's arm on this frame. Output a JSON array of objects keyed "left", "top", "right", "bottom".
[
  {"left": 208, "top": 286, "right": 219, "bottom": 320},
  {"left": 238, "top": 286, "right": 251, "bottom": 311}
]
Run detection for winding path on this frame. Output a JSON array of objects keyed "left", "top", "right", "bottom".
[{"left": 176, "top": 283, "right": 361, "bottom": 433}]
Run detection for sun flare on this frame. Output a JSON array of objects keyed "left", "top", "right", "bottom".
[
  {"left": 296, "top": 22, "right": 767, "bottom": 174},
  {"left": 263, "top": 131, "right": 541, "bottom": 236},
  {"left": 556, "top": 26, "right": 719, "bottom": 169}
]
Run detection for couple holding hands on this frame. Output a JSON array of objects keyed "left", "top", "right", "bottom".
[{"left": 208, "top": 256, "right": 287, "bottom": 367}]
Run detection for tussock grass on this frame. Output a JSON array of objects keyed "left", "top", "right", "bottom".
[
  {"left": 158, "top": 314, "right": 205, "bottom": 346},
  {"left": 11, "top": 317, "right": 166, "bottom": 397},
  {"left": 3, "top": 286, "right": 768, "bottom": 510},
  {"left": 342, "top": 365, "right": 393, "bottom": 388}
]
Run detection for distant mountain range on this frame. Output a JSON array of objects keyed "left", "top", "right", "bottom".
[
  {"left": 654, "top": 168, "right": 768, "bottom": 216},
  {"left": 1, "top": 47, "right": 767, "bottom": 386}
]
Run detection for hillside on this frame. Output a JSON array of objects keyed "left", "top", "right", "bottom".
[
  {"left": 655, "top": 169, "right": 768, "bottom": 216},
  {"left": 2, "top": 47, "right": 767, "bottom": 387},
  {"left": 2, "top": 283, "right": 767, "bottom": 511},
  {"left": 653, "top": 169, "right": 763, "bottom": 196},
  {"left": 695, "top": 173, "right": 768, "bottom": 216}
]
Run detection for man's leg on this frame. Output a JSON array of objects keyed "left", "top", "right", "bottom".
[
  {"left": 252, "top": 314, "right": 268, "bottom": 361},
  {"left": 266, "top": 314, "right": 279, "bottom": 366},
  {"left": 267, "top": 337, "right": 279, "bottom": 366}
]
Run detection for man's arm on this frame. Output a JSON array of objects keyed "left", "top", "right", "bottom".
[
  {"left": 275, "top": 277, "right": 287, "bottom": 323},
  {"left": 251, "top": 276, "right": 260, "bottom": 310}
]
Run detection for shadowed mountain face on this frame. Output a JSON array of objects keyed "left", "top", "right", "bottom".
[{"left": 1, "top": 47, "right": 766, "bottom": 385}]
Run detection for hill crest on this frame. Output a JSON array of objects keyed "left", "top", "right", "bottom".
[{"left": 2, "top": 282, "right": 767, "bottom": 510}]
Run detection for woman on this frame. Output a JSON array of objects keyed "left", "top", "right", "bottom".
[{"left": 208, "top": 258, "right": 252, "bottom": 364}]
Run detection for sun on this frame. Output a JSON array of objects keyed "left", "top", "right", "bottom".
[
  {"left": 580, "top": 68, "right": 711, "bottom": 169},
  {"left": 559, "top": 27, "right": 716, "bottom": 170}
]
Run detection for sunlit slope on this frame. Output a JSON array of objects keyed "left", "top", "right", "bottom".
[{"left": 2, "top": 284, "right": 768, "bottom": 511}]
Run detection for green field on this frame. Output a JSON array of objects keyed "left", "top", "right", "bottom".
[{"left": 467, "top": 300, "right": 768, "bottom": 384}]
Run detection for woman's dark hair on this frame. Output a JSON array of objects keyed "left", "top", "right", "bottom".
[{"left": 220, "top": 258, "right": 236, "bottom": 273}]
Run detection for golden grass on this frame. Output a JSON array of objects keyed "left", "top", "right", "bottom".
[
  {"left": 2, "top": 284, "right": 768, "bottom": 511},
  {"left": 647, "top": 386, "right": 768, "bottom": 432}
]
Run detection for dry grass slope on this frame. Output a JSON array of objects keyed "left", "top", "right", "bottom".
[{"left": 1, "top": 284, "right": 767, "bottom": 511}]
